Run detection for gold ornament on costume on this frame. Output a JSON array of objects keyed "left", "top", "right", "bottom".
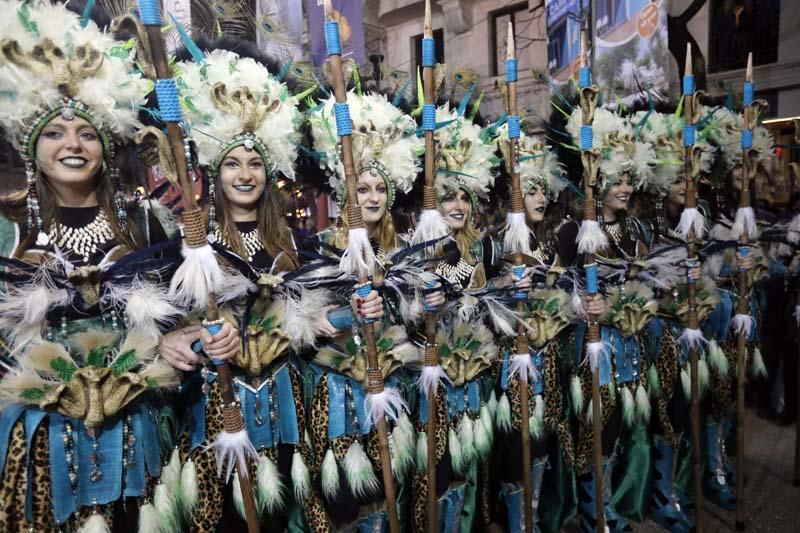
[
  {"left": 437, "top": 321, "right": 498, "bottom": 386},
  {"left": 525, "top": 288, "right": 573, "bottom": 348},
  {"left": 658, "top": 277, "right": 720, "bottom": 326},
  {"left": 603, "top": 281, "right": 658, "bottom": 337}
]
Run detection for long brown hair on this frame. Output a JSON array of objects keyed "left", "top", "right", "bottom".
[
  {"left": 214, "top": 179, "right": 298, "bottom": 270},
  {"left": 0, "top": 163, "right": 140, "bottom": 259}
]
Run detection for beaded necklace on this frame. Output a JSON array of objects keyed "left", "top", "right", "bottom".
[{"left": 48, "top": 209, "right": 114, "bottom": 263}]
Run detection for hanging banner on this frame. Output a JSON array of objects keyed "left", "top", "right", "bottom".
[
  {"left": 256, "top": 0, "right": 304, "bottom": 61},
  {"left": 545, "top": 0, "right": 588, "bottom": 86},
  {"left": 592, "top": 0, "right": 670, "bottom": 105},
  {"left": 305, "top": 0, "right": 366, "bottom": 67}
]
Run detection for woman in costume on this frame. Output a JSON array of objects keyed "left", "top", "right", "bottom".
[
  {"left": 0, "top": 1, "right": 186, "bottom": 529},
  {"left": 491, "top": 124, "right": 576, "bottom": 532},
  {"left": 155, "top": 48, "right": 335, "bottom": 531},
  {"left": 409, "top": 101, "right": 503, "bottom": 533},
  {"left": 306, "top": 89, "right": 424, "bottom": 530},
  {"left": 700, "top": 105, "right": 772, "bottom": 510},
  {"left": 634, "top": 108, "right": 718, "bottom": 532},
  {"left": 561, "top": 106, "right": 657, "bottom": 532}
]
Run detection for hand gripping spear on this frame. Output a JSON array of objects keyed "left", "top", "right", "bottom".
[
  {"left": 677, "top": 43, "right": 706, "bottom": 533},
  {"left": 322, "top": 1, "right": 401, "bottom": 531},
  {"left": 732, "top": 52, "right": 765, "bottom": 532},
  {"left": 574, "top": 30, "right": 607, "bottom": 532},
  {"left": 501, "top": 21, "right": 535, "bottom": 533},
  {"left": 135, "top": 1, "right": 260, "bottom": 531}
]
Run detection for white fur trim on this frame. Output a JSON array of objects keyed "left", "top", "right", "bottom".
[
  {"left": 732, "top": 207, "right": 758, "bottom": 241},
  {"left": 339, "top": 227, "right": 375, "bottom": 276},
  {"left": 731, "top": 314, "right": 755, "bottom": 338},
  {"left": 205, "top": 428, "right": 258, "bottom": 483},
  {"left": 411, "top": 209, "right": 451, "bottom": 246},
  {"left": 621, "top": 387, "right": 635, "bottom": 427},
  {"left": 417, "top": 364, "right": 451, "bottom": 395},
  {"left": 577, "top": 220, "right": 609, "bottom": 255},
  {"left": 365, "top": 386, "right": 408, "bottom": 424},
  {"left": 586, "top": 341, "right": 610, "bottom": 373},
  {"left": 256, "top": 455, "right": 286, "bottom": 514},
  {"left": 570, "top": 375, "right": 584, "bottom": 414},
  {"left": 180, "top": 459, "right": 198, "bottom": 519},
  {"left": 77, "top": 513, "right": 111, "bottom": 533},
  {"left": 635, "top": 383, "right": 650, "bottom": 422},
  {"left": 678, "top": 328, "right": 708, "bottom": 351},
  {"left": 508, "top": 352, "right": 540, "bottom": 384},
  {"left": 169, "top": 242, "right": 226, "bottom": 311},
  {"left": 291, "top": 450, "right": 311, "bottom": 502},
  {"left": 502, "top": 211, "right": 533, "bottom": 255},
  {"left": 343, "top": 441, "right": 380, "bottom": 499},
  {"left": 496, "top": 392, "right": 512, "bottom": 433},
  {"left": 138, "top": 502, "right": 160, "bottom": 533},
  {"left": 677, "top": 207, "right": 705, "bottom": 241},
  {"left": 321, "top": 449, "right": 340, "bottom": 499}
]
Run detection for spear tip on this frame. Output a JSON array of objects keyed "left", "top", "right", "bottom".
[
  {"left": 580, "top": 30, "right": 587, "bottom": 68},
  {"left": 746, "top": 52, "right": 753, "bottom": 82},
  {"left": 507, "top": 21, "right": 515, "bottom": 60},
  {"left": 424, "top": 0, "right": 433, "bottom": 37},
  {"left": 684, "top": 42, "right": 692, "bottom": 76}
]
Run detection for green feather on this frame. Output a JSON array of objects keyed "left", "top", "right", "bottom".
[
  {"left": 376, "top": 337, "right": 394, "bottom": 353},
  {"left": 86, "top": 345, "right": 109, "bottom": 367},
  {"left": 112, "top": 350, "right": 138, "bottom": 376},
  {"left": 345, "top": 338, "right": 359, "bottom": 356},
  {"left": 17, "top": 4, "right": 38, "bottom": 35},
  {"left": 21, "top": 388, "right": 46, "bottom": 401},
  {"left": 50, "top": 357, "right": 78, "bottom": 382}
]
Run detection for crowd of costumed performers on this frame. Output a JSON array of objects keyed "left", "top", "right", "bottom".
[{"left": 1, "top": 1, "right": 799, "bottom": 532}]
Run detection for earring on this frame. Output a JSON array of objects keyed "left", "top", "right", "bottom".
[
  {"left": 208, "top": 173, "right": 218, "bottom": 236},
  {"left": 26, "top": 164, "right": 48, "bottom": 246}
]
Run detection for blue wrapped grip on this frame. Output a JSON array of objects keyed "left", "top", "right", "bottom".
[
  {"left": 325, "top": 21, "right": 342, "bottom": 56},
  {"left": 741, "top": 130, "right": 753, "bottom": 149},
  {"left": 683, "top": 125, "right": 695, "bottom": 147},
  {"left": 585, "top": 263, "right": 598, "bottom": 295},
  {"left": 506, "top": 59, "right": 518, "bottom": 82},
  {"left": 683, "top": 75, "right": 695, "bottom": 96},
  {"left": 334, "top": 103, "right": 352, "bottom": 137},
  {"left": 580, "top": 125, "right": 592, "bottom": 150},
  {"left": 137, "top": 0, "right": 161, "bottom": 26},
  {"left": 686, "top": 258, "right": 698, "bottom": 284},
  {"left": 155, "top": 79, "right": 183, "bottom": 123},
  {"left": 507, "top": 115, "right": 521, "bottom": 139},
  {"left": 513, "top": 265, "right": 527, "bottom": 300},
  {"left": 579, "top": 67, "right": 591, "bottom": 88},
  {"left": 422, "top": 38, "right": 435, "bottom": 67},
  {"left": 422, "top": 104, "right": 436, "bottom": 131},
  {"left": 423, "top": 280, "right": 439, "bottom": 312},
  {"left": 191, "top": 322, "right": 225, "bottom": 365},
  {"left": 743, "top": 82, "right": 754, "bottom": 106}
]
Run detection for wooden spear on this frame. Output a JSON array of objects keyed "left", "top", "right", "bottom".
[
  {"left": 418, "top": 2, "right": 446, "bottom": 530},
  {"left": 322, "top": 1, "right": 400, "bottom": 531},
  {"left": 134, "top": 1, "right": 260, "bottom": 531},
  {"left": 576, "top": 30, "right": 606, "bottom": 531},
  {"left": 680, "top": 43, "right": 705, "bottom": 533},
  {"left": 734, "top": 52, "right": 757, "bottom": 532},
  {"left": 502, "top": 21, "right": 535, "bottom": 532}
]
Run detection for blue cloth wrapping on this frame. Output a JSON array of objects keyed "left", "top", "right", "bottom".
[
  {"left": 355, "top": 282, "right": 375, "bottom": 324},
  {"left": 138, "top": 404, "right": 162, "bottom": 478},
  {"left": 741, "top": 129, "right": 753, "bottom": 149},
  {"left": 507, "top": 115, "right": 521, "bottom": 140},
  {"left": 422, "top": 38, "right": 435, "bottom": 67},
  {"left": 683, "top": 125, "right": 695, "bottom": 147},
  {"left": 422, "top": 103, "right": 436, "bottom": 132},
  {"left": 75, "top": 418, "right": 123, "bottom": 513},
  {"left": 154, "top": 79, "right": 183, "bottom": 123},
  {"left": 327, "top": 306, "right": 355, "bottom": 330},
  {"left": 237, "top": 365, "right": 299, "bottom": 449},
  {"left": 580, "top": 125, "right": 592, "bottom": 150},
  {"left": 324, "top": 21, "right": 342, "bottom": 56},
  {"left": 585, "top": 262, "right": 598, "bottom": 294},
  {"left": 334, "top": 102, "right": 352, "bottom": 136},
  {"left": 136, "top": 0, "right": 161, "bottom": 25},
  {"left": 49, "top": 414, "right": 75, "bottom": 524},
  {"left": 123, "top": 410, "right": 146, "bottom": 497},
  {"left": 327, "top": 372, "right": 370, "bottom": 439},
  {"left": 645, "top": 318, "right": 666, "bottom": 365},
  {"left": 513, "top": 264, "right": 527, "bottom": 300},
  {"left": 683, "top": 75, "right": 695, "bottom": 96},
  {"left": 204, "top": 322, "right": 225, "bottom": 366},
  {"left": 743, "top": 82, "right": 754, "bottom": 106},
  {"left": 419, "top": 380, "right": 480, "bottom": 424},
  {"left": 531, "top": 350, "right": 545, "bottom": 395},
  {"left": 423, "top": 280, "right": 439, "bottom": 312},
  {"left": 579, "top": 67, "right": 591, "bottom": 88},
  {"left": 706, "top": 290, "right": 735, "bottom": 341},
  {"left": 506, "top": 59, "right": 518, "bottom": 82},
  {"left": 0, "top": 403, "right": 25, "bottom": 479}
]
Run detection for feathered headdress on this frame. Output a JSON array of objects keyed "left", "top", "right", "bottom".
[
  {"left": 566, "top": 107, "right": 655, "bottom": 191},
  {"left": 0, "top": 0, "right": 151, "bottom": 236},
  {"left": 702, "top": 105, "right": 774, "bottom": 172},
  {"left": 433, "top": 103, "right": 499, "bottom": 205},
  {"left": 174, "top": 49, "right": 301, "bottom": 179},
  {"left": 633, "top": 109, "right": 715, "bottom": 196},
  {"left": 308, "top": 91, "right": 423, "bottom": 207},
  {"left": 496, "top": 124, "right": 565, "bottom": 198}
]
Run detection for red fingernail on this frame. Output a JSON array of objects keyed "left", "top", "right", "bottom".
[{"left": 356, "top": 298, "right": 363, "bottom": 304}]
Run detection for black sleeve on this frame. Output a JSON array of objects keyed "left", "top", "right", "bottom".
[
  {"left": 147, "top": 209, "right": 169, "bottom": 245},
  {"left": 556, "top": 220, "right": 580, "bottom": 267}
]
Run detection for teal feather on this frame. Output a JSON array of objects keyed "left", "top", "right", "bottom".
[
  {"left": 169, "top": 13, "right": 204, "bottom": 65},
  {"left": 276, "top": 59, "right": 293, "bottom": 82},
  {"left": 457, "top": 82, "right": 478, "bottom": 116},
  {"left": 392, "top": 77, "right": 412, "bottom": 107},
  {"left": 80, "top": 0, "right": 95, "bottom": 28}
]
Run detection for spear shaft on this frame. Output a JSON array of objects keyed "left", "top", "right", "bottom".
[
  {"left": 135, "top": 1, "right": 260, "bottom": 530},
  {"left": 323, "top": 3, "right": 399, "bottom": 531},
  {"left": 503, "top": 22, "right": 534, "bottom": 533},
  {"left": 681, "top": 43, "right": 705, "bottom": 533}
]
